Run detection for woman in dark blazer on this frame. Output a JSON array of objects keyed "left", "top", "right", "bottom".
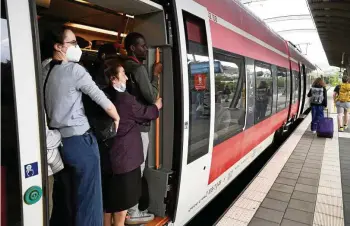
[{"left": 101, "top": 61, "right": 162, "bottom": 226}]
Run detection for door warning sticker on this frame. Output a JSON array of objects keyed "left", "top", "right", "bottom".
[{"left": 24, "top": 162, "right": 38, "bottom": 178}]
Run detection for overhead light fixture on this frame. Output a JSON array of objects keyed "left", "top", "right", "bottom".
[
  {"left": 82, "top": 48, "right": 98, "bottom": 52},
  {"left": 74, "top": 0, "right": 91, "bottom": 5},
  {"left": 65, "top": 22, "right": 127, "bottom": 37},
  {"left": 117, "top": 13, "right": 134, "bottom": 18}
]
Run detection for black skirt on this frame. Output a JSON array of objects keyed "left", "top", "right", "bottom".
[{"left": 102, "top": 167, "right": 141, "bottom": 213}]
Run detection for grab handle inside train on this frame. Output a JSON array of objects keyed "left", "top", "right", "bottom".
[
  {"left": 155, "top": 47, "right": 160, "bottom": 170},
  {"left": 146, "top": 45, "right": 174, "bottom": 171}
]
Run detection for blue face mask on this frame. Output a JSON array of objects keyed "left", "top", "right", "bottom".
[{"left": 113, "top": 83, "right": 126, "bottom": 92}]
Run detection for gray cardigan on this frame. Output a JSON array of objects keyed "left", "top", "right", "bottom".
[{"left": 43, "top": 60, "right": 112, "bottom": 137}]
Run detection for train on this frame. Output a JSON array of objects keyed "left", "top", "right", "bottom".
[{"left": 1, "top": 0, "right": 318, "bottom": 225}]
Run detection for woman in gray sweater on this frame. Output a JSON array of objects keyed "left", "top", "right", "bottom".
[{"left": 44, "top": 27, "right": 119, "bottom": 226}]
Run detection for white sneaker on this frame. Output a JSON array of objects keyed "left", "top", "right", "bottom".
[
  {"left": 312, "top": 131, "right": 316, "bottom": 134},
  {"left": 126, "top": 210, "right": 154, "bottom": 225}
]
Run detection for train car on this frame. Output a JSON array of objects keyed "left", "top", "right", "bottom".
[{"left": 1, "top": 0, "right": 317, "bottom": 225}]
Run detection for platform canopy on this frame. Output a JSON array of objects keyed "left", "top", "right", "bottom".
[
  {"left": 240, "top": 0, "right": 327, "bottom": 73},
  {"left": 308, "top": 0, "right": 350, "bottom": 68}
]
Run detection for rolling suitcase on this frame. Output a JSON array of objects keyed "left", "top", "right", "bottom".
[{"left": 317, "top": 108, "right": 334, "bottom": 138}]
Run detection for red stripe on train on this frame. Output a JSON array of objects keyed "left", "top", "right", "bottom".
[
  {"left": 209, "top": 102, "right": 300, "bottom": 184},
  {"left": 195, "top": 0, "right": 287, "bottom": 54},
  {"left": 210, "top": 22, "right": 289, "bottom": 68},
  {"left": 208, "top": 108, "right": 288, "bottom": 184}
]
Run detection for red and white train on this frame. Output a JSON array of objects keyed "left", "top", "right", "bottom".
[{"left": 1, "top": 0, "right": 318, "bottom": 225}]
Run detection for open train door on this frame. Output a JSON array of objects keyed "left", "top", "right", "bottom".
[
  {"left": 2, "top": 0, "right": 48, "bottom": 225},
  {"left": 171, "top": 0, "right": 215, "bottom": 224},
  {"left": 299, "top": 64, "right": 307, "bottom": 116}
]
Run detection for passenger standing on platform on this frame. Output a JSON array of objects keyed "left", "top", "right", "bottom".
[
  {"left": 123, "top": 32, "right": 162, "bottom": 222},
  {"left": 44, "top": 27, "right": 120, "bottom": 226},
  {"left": 333, "top": 75, "right": 350, "bottom": 132},
  {"left": 102, "top": 63, "right": 161, "bottom": 226},
  {"left": 308, "top": 78, "right": 327, "bottom": 133}
]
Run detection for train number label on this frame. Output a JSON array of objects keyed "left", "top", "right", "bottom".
[{"left": 208, "top": 12, "right": 218, "bottom": 23}]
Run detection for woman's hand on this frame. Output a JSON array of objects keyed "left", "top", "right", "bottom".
[
  {"left": 155, "top": 98, "right": 163, "bottom": 110},
  {"left": 114, "top": 120, "right": 119, "bottom": 132},
  {"left": 105, "top": 103, "right": 120, "bottom": 132},
  {"left": 114, "top": 115, "right": 120, "bottom": 132}
]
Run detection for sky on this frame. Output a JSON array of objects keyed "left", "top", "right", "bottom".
[{"left": 240, "top": 0, "right": 339, "bottom": 73}]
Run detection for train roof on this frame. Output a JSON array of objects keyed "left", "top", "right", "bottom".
[{"left": 195, "top": 0, "right": 316, "bottom": 70}]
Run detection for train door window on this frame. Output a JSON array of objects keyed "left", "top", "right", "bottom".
[
  {"left": 307, "top": 70, "right": 312, "bottom": 88},
  {"left": 255, "top": 61, "right": 273, "bottom": 123},
  {"left": 213, "top": 50, "right": 245, "bottom": 146},
  {"left": 300, "top": 68, "right": 304, "bottom": 98},
  {"left": 1, "top": 7, "right": 22, "bottom": 225},
  {"left": 294, "top": 71, "right": 299, "bottom": 103},
  {"left": 291, "top": 71, "right": 295, "bottom": 103},
  {"left": 286, "top": 71, "right": 291, "bottom": 106},
  {"left": 183, "top": 12, "right": 212, "bottom": 164},
  {"left": 276, "top": 67, "right": 287, "bottom": 112}
]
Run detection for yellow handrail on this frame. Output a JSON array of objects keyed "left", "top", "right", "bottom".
[{"left": 155, "top": 48, "right": 160, "bottom": 170}]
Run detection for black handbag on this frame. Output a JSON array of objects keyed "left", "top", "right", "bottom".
[
  {"left": 88, "top": 111, "right": 116, "bottom": 142},
  {"left": 83, "top": 90, "right": 117, "bottom": 142}
]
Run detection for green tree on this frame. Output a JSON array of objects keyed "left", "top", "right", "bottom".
[
  {"left": 328, "top": 72, "right": 340, "bottom": 87},
  {"left": 324, "top": 76, "right": 329, "bottom": 84}
]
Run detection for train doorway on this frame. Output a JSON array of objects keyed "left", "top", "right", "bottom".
[{"left": 36, "top": 0, "right": 181, "bottom": 223}]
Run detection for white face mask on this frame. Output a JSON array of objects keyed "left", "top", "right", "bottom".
[
  {"left": 66, "top": 45, "right": 82, "bottom": 62},
  {"left": 113, "top": 83, "right": 126, "bottom": 92}
]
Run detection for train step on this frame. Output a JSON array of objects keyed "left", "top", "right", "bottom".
[{"left": 125, "top": 216, "right": 169, "bottom": 226}]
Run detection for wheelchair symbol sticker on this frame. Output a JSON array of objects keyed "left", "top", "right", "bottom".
[{"left": 24, "top": 162, "right": 38, "bottom": 178}]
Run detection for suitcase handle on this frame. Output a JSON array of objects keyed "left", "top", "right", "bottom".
[{"left": 324, "top": 107, "right": 329, "bottom": 117}]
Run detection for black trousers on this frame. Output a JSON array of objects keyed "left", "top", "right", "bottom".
[{"left": 138, "top": 176, "right": 149, "bottom": 211}]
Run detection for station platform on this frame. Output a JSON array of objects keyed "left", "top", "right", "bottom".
[{"left": 216, "top": 90, "right": 350, "bottom": 226}]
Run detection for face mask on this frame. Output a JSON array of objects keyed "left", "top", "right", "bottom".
[
  {"left": 113, "top": 83, "right": 126, "bottom": 92},
  {"left": 66, "top": 45, "right": 82, "bottom": 62}
]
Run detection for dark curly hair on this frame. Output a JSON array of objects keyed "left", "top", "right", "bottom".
[{"left": 124, "top": 32, "right": 145, "bottom": 53}]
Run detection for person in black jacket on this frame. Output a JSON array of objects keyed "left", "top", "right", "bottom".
[
  {"left": 307, "top": 77, "right": 327, "bottom": 133},
  {"left": 123, "top": 32, "right": 162, "bottom": 218}
]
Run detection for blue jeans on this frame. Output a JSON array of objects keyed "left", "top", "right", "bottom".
[
  {"left": 61, "top": 132, "right": 103, "bottom": 226},
  {"left": 311, "top": 105, "right": 324, "bottom": 131}
]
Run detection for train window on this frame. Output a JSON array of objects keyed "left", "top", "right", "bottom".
[
  {"left": 254, "top": 61, "right": 273, "bottom": 123},
  {"left": 183, "top": 12, "right": 212, "bottom": 164},
  {"left": 213, "top": 50, "right": 246, "bottom": 146},
  {"left": 276, "top": 67, "right": 287, "bottom": 112},
  {"left": 1, "top": 8, "right": 23, "bottom": 225}
]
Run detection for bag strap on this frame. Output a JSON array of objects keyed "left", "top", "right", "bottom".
[{"left": 43, "top": 60, "right": 62, "bottom": 129}]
